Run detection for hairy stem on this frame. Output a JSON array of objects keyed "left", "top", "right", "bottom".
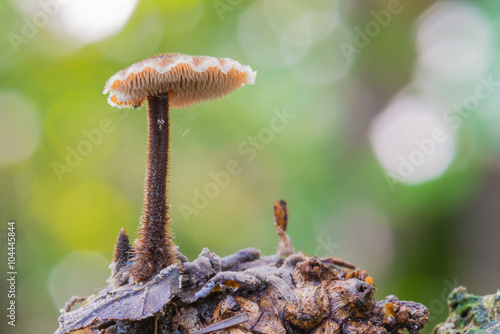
[{"left": 131, "top": 92, "right": 176, "bottom": 281}]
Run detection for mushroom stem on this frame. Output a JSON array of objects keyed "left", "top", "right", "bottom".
[{"left": 131, "top": 92, "right": 176, "bottom": 281}]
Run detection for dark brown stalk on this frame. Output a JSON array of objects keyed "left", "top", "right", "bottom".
[{"left": 131, "top": 93, "right": 176, "bottom": 281}]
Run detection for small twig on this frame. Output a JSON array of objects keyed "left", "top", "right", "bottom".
[
  {"left": 193, "top": 313, "right": 249, "bottom": 334},
  {"left": 63, "top": 296, "right": 87, "bottom": 313},
  {"left": 194, "top": 272, "right": 260, "bottom": 301},
  {"left": 321, "top": 256, "right": 356, "bottom": 269}
]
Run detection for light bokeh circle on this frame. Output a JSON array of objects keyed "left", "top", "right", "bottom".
[
  {"left": 370, "top": 96, "right": 456, "bottom": 184},
  {"left": 415, "top": 1, "right": 491, "bottom": 82},
  {"left": 13, "top": 0, "right": 139, "bottom": 45},
  {"left": 0, "top": 91, "right": 40, "bottom": 166}
]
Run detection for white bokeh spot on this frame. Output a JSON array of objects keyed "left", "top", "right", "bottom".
[
  {"left": 415, "top": 1, "right": 491, "bottom": 82},
  {"left": 14, "top": 0, "right": 139, "bottom": 45},
  {"left": 370, "top": 96, "right": 456, "bottom": 185}
]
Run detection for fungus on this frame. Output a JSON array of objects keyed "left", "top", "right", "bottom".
[
  {"left": 104, "top": 53, "right": 256, "bottom": 281},
  {"left": 108, "top": 228, "right": 132, "bottom": 287},
  {"left": 273, "top": 199, "right": 295, "bottom": 257}
]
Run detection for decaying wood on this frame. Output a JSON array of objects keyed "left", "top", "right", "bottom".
[
  {"left": 193, "top": 313, "right": 249, "bottom": 334},
  {"left": 433, "top": 287, "right": 500, "bottom": 334},
  {"left": 56, "top": 200, "right": 429, "bottom": 334}
]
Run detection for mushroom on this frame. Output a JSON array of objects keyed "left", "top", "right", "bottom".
[{"left": 104, "top": 53, "right": 256, "bottom": 282}]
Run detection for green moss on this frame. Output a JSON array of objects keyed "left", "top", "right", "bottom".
[{"left": 433, "top": 287, "right": 500, "bottom": 334}]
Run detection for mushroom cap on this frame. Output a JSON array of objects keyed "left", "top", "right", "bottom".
[{"left": 103, "top": 53, "right": 256, "bottom": 109}]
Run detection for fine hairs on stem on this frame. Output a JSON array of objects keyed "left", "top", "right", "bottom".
[{"left": 131, "top": 93, "right": 176, "bottom": 282}]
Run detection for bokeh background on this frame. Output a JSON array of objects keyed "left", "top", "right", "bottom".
[{"left": 1, "top": 0, "right": 500, "bottom": 333}]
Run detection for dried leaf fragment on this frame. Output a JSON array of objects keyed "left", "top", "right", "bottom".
[{"left": 56, "top": 265, "right": 180, "bottom": 334}]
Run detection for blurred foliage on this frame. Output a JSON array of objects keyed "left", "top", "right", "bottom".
[{"left": 0, "top": 0, "right": 500, "bottom": 333}]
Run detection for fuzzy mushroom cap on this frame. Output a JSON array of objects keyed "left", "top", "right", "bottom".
[{"left": 103, "top": 53, "right": 256, "bottom": 108}]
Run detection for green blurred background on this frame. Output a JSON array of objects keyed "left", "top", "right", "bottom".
[{"left": 1, "top": 0, "right": 500, "bottom": 333}]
